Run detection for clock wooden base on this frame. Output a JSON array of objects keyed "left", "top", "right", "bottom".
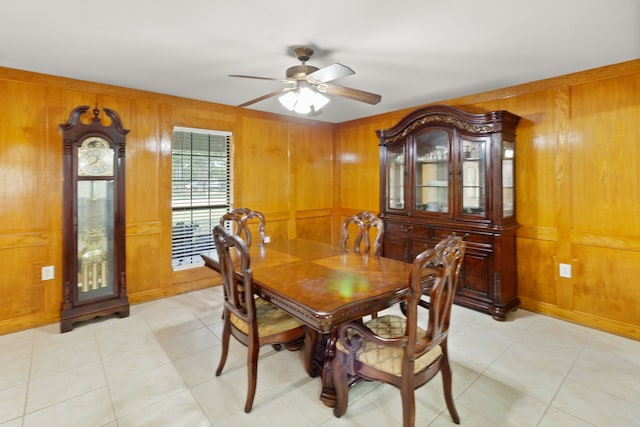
[{"left": 60, "top": 296, "right": 129, "bottom": 333}]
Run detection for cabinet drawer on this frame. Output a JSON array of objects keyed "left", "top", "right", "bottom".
[
  {"left": 385, "top": 221, "right": 430, "bottom": 238},
  {"left": 410, "top": 238, "right": 435, "bottom": 257},
  {"left": 432, "top": 227, "right": 493, "bottom": 246}
]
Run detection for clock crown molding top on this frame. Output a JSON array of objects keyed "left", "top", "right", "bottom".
[{"left": 59, "top": 105, "right": 130, "bottom": 142}]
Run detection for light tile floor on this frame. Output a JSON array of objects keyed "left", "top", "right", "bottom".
[{"left": 1, "top": 286, "right": 639, "bottom": 427}]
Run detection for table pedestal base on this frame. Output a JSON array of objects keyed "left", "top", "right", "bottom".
[{"left": 305, "top": 329, "right": 338, "bottom": 407}]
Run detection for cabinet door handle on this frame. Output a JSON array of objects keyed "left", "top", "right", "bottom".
[{"left": 400, "top": 225, "right": 413, "bottom": 233}]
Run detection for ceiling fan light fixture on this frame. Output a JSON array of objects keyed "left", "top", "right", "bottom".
[
  {"left": 278, "top": 84, "right": 330, "bottom": 115},
  {"left": 233, "top": 45, "right": 381, "bottom": 112},
  {"left": 278, "top": 91, "right": 298, "bottom": 111}
]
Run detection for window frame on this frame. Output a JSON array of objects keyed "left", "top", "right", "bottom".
[{"left": 171, "top": 126, "right": 233, "bottom": 270}]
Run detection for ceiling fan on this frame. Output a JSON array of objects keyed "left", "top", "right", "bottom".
[{"left": 230, "top": 47, "right": 382, "bottom": 114}]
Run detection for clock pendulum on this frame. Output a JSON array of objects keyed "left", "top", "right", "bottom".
[{"left": 78, "top": 181, "right": 109, "bottom": 292}]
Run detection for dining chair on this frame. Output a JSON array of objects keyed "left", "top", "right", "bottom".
[
  {"left": 212, "top": 225, "right": 306, "bottom": 413},
  {"left": 331, "top": 234, "right": 466, "bottom": 426},
  {"left": 339, "top": 211, "right": 384, "bottom": 256},
  {"left": 220, "top": 207, "right": 266, "bottom": 246}
]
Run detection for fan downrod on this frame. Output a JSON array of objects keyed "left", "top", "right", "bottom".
[{"left": 294, "top": 47, "right": 314, "bottom": 63}]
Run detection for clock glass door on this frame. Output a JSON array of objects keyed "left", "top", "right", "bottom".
[{"left": 76, "top": 180, "right": 115, "bottom": 302}]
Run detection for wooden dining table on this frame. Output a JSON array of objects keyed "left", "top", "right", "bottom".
[{"left": 201, "top": 238, "right": 413, "bottom": 407}]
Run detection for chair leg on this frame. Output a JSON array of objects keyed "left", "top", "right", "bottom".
[
  {"left": 400, "top": 386, "right": 415, "bottom": 427},
  {"left": 216, "top": 315, "right": 231, "bottom": 376},
  {"left": 331, "top": 351, "right": 349, "bottom": 418},
  {"left": 244, "top": 340, "right": 259, "bottom": 413},
  {"left": 440, "top": 351, "right": 460, "bottom": 424}
]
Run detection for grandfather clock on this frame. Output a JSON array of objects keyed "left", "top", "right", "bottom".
[{"left": 60, "top": 105, "right": 129, "bottom": 332}]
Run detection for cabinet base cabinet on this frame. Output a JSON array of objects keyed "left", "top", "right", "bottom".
[{"left": 382, "top": 219, "right": 519, "bottom": 321}]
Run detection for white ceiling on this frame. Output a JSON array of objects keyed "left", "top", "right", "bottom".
[{"left": 1, "top": 1, "right": 639, "bottom": 123}]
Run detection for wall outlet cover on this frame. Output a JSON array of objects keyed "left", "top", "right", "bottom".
[{"left": 559, "top": 263, "right": 572, "bottom": 279}]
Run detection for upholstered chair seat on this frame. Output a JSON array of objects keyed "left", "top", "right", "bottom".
[
  {"left": 229, "top": 296, "right": 304, "bottom": 336},
  {"left": 336, "top": 314, "right": 442, "bottom": 376}
]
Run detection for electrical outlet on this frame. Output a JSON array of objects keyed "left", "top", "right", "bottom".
[
  {"left": 41, "top": 265, "right": 55, "bottom": 281},
  {"left": 559, "top": 263, "right": 572, "bottom": 279},
  {"left": 264, "top": 236, "right": 271, "bottom": 243}
]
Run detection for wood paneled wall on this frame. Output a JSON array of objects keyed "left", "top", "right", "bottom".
[
  {"left": 0, "top": 67, "right": 334, "bottom": 334},
  {"left": 2, "top": 59, "right": 640, "bottom": 340},
  {"left": 335, "top": 59, "right": 640, "bottom": 340}
]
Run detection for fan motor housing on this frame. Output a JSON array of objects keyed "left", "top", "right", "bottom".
[{"left": 286, "top": 65, "right": 319, "bottom": 79}]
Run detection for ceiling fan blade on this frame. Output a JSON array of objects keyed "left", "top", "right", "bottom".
[
  {"left": 307, "top": 63, "right": 354, "bottom": 83},
  {"left": 229, "top": 74, "right": 281, "bottom": 81},
  {"left": 237, "top": 89, "right": 285, "bottom": 107},
  {"left": 324, "top": 84, "right": 382, "bottom": 105}
]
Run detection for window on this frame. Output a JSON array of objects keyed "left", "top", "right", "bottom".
[{"left": 171, "top": 127, "right": 232, "bottom": 269}]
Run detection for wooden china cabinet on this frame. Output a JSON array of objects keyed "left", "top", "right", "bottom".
[{"left": 377, "top": 105, "right": 520, "bottom": 320}]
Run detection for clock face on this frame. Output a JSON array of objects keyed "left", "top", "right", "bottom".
[{"left": 78, "top": 137, "right": 114, "bottom": 176}]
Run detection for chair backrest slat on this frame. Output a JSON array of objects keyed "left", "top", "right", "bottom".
[
  {"left": 340, "top": 211, "right": 384, "bottom": 255},
  {"left": 213, "top": 225, "right": 255, "bottom": 324},
  {"left": 220, "top": 208, "right": 266, "bottom": 246},
  {"left": 407, "top": 235, "right": 465, "bottom": 356}
]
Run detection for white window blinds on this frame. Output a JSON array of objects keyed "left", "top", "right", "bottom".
[{"left": 171, "top": 127, "right": 232, "bottom": 269}]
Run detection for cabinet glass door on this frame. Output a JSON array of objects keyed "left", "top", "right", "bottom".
[
  {"left": 502, "top": 141, "right": 515, "bottom": 217},
  {"left": 461, "top": 139, "right": 486, "bottom": 216},
  {"left": 386, "top": 144, "right": 405, "bottom": 210},
  {"left": 414, "top": 129, "right": 449, "bottom": 213}
]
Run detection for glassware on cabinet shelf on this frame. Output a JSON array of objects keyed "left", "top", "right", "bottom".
[
  {"left": 461, "top": 139, "right": 486, "bottom": 216},
  {"left": 502, "top": 141, "right": 515, "bottom": 217},
  {"left": 387, "top": 146, "right": 405, "bottom": 209},
  {"left": 414, "top": 130, "right": 449, "bottom": 212}
]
